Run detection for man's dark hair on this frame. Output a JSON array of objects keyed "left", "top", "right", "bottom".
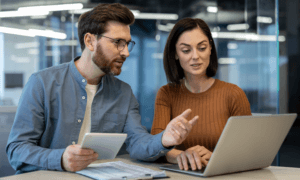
[
  {"left": 78, "top": 3, "right": 135, "bottom": 51},
  {"left": 163, "top": 18, "right": 218, "bottom": 85}
]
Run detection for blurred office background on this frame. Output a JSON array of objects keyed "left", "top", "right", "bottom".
[{"left": 0, "top": 0, "right": 300, "bottom": 177}]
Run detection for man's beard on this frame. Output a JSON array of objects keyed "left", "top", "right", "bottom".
[{"left": 92, "top": 43, "right": 125, "bottom": 75}]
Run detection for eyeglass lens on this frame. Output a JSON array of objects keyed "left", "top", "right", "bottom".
[{"left": 118, "top": 40, "right": 135, "bottom": 52}]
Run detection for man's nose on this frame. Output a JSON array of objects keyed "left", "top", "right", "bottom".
[{"left": 120, "top": 45, "right": 130, "bottom": 57}]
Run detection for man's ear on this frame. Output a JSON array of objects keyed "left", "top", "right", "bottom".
[{"left": 84, "top": 33, "right": 96, "bottom": 52}]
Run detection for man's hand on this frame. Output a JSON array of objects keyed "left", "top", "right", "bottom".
[
  {"left": 161, "top": 109, "right": 198, "bottom": 148},
  {"left": 61, "top": 144, "right": 98, "bottom": 172},
  {"left": 177, "top": 145, "right": 212, "bottom": 171}
]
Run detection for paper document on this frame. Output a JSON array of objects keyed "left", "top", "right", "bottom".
[{"left": 76, "top": 161, "right": 167, "bottom": 180}]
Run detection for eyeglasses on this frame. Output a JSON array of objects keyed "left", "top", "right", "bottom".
[{"left": 96, "top": 34, "right": 135, "bottom": 52}]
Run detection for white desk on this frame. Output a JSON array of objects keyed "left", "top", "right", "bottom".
[{"left": 2, "top": 154, "right": 300, "bottom": 180}]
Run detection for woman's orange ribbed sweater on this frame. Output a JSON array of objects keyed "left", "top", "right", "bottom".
[{"left": 151, "top": 79, "right": 252, "bottom": 152}]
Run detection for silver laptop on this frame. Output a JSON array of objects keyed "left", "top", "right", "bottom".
[{"left": 160, "top": 114, "right": 297, "bottom": 177}]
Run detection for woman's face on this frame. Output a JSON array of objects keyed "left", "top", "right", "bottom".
[{"left": 175, "top": 27, "right": 212, "bottom": 79}]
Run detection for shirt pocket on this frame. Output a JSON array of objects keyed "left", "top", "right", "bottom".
[{"left": 100, "top": 113, "right": 127, "bottom": 133}]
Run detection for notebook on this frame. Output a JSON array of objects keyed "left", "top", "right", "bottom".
[
  {"left": 160, "top": 114, "right": 297, "bottom": 177},
  {"left": 81, "top": 133, "right": 127, "bottom": 160},
  {"left": 76, "top": 161, "right": 168, "bottom": 179}
]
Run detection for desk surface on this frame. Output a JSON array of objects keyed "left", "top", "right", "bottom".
[{"left": 2, "top": 154, "right": 300, "bottom": 180}]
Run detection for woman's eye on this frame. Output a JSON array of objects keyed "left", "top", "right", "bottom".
[
  {"left": 182, "top": 50, "right": 190, "bottom": 53},
  {"left": 199, "top": 47, "right": 206, "bottom": 51}
]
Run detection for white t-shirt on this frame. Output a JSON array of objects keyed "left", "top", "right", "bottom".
[{"left": 77, "top": 83, "right": 98, "bottom": 145}]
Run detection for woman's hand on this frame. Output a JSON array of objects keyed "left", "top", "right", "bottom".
[
  {"left": 165, "top": 149, "right": 184, "bottom": 164},
  {"left": 177, "top": 145, "right": 212, "bottom": 171}
]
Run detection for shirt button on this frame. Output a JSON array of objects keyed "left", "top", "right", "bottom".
[
  {"left": 72, "top": 141, "right": 76, "bottom": 145},
  {"left": 161, "top": 151, "right": 165, "bottom": 154},
  {"left": 78, "top": 119, "right": 81, "bottom": 123},
  {"left": 82, "top": 79, "right": 86, "bottom": 83},
  {"left": 82, "top": 96, "right": 86, "bottom": 100}
]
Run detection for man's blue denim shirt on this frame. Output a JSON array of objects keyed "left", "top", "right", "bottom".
[{"left": 6, "top": 57, "right": 170, "bottom": 174}]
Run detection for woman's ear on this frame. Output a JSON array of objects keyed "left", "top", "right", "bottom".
[
  {"left": 84, "top": 33, "right": 96, "bottom": 52},
  {"left": 175, "top": 54, "right": 179, "bottom": 60}
]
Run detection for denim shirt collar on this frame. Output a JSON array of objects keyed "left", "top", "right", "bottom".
[{"left": 70, "top": 56, "right": 105, "bottom": 92}]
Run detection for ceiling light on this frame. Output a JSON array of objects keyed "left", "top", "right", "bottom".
[
  {"left": 151, "top": 53, "right": 163, "bottom": 59},
  {"left": 157, "top": 24, "right": 169, "bottom": 32},
  {"left": 0, "top": 26, "right": 35, "bottom": 37},
  {"left": 157, "top": 23, "right": 175, "bottom": 32},
  {"left": 257, "top": 16, "right": 273, "bottom": 24},
  {"left": 278, "top": 36, "right": 285, "bottom": 42},
  {"left": 69, "top": 8, "right": 91, "bottom": 14},
  {"left": 11, "top": 55, "right": 30, "bottom": 63},
  {"left": 14, "top": 40, "right": 78, "bottom": 49},
  {"left": 227, "top": 43, "right": 238, "bottom": 49},
  {"left": 30, "top": 15, "right": 48, "bottom": 19},
  {"left": 47, "top": 40, "right": 78, "bottom": 46},
  {"left": 218, "top": 58, "right": 237, "bottom": 64},
  {"left": 155, "top": 35, "right": 160, "bottom": 41},
  {"left": 18, "top": 3, "right": 83, "bottom": 12},
  {"left": 0, "top": 10, "right": 49, "bottom": 18},
  {"left": 28, "top": 49, "right": 39, "bottom": 55},
  {"left": 212, "top": 32, "right": 285, "bottom": 42},
  {"left": 15, "top": 42, "right": 39, "bottom": 49},
  {"left": 0, "top": 26, "right": 67, "bottom": 39},
  {"left": 227, "top": 24, "right": 249, "bottom": 31},
  {"left": 69, "top": 9, "right": 140, "bottom": 16},
  {"left": 212, "top": 26, "right": 221, "bottom": 32},
  {"left": 166, "top": 23, "right": 175, "bottom": 29},
  {"left": 130, "top": 10, "right": 141, "bottom": 16},
  {"left": 29, "top": 29, "right": 67, "bottom": 39},
  {"left": 68, "top": 8, "right": 176, "bottom": 20},
  {"left": 135, "top": 13, "right": 178, "bottom": 20},
  {"left": 207, "top": 6, "right": 218, "bottom": 13}
]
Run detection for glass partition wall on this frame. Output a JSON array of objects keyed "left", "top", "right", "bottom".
[
  {"left": 215, "top": 0, "right": 280, "bottom": 114},
  {"left": 0, "top": 0, "right": 281, "bottom": 168}
]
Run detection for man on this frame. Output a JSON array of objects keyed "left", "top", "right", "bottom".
[{"left": 6, "top": 3, "right": 198, "bottom": 173}]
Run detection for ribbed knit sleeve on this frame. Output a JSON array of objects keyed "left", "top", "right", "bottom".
[
  {"left": 227, "top": 84, "right": 252, "bottom": 116},
  {"left": 151, "top": 79, "right": 252, "bottom": 152},
  {"left": 151, "top": 85, "right": 172, "bottom": 135}
]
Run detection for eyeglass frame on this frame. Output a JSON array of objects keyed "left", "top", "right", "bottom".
[{"left": 95, "top": 34, "right": 135, "bottom": 52}]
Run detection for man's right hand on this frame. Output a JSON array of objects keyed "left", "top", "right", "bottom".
[
  {"left": 161, "top": 109, "right": 198, "bottom": 148},
  {"left": 61, "top": 144, "right": 98, "bottom": 172}
]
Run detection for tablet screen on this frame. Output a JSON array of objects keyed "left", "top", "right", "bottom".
[{"left": 81, "top": 133, "right": 127, "bottom": 159}]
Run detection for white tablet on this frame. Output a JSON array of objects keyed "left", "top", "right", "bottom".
[{"left": 80, "top": 133, "right": 127, "bottom": 160}]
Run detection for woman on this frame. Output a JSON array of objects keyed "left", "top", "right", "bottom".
[{"left": 151, "top": 18, "right": 252, "bottom": 171}]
